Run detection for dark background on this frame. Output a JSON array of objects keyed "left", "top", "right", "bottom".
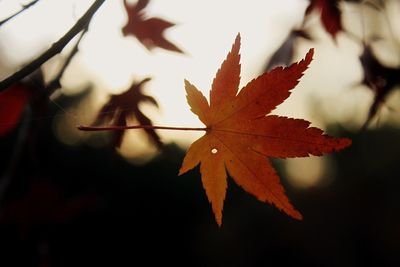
[
  {"left": 1, "top": 103, "right": 400, "bottom": 267},
  {"left": 1, "top": 1, "right": 400, "bottom": 266}
]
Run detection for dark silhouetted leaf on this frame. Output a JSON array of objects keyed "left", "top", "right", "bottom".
[
  {"left": 94, "top": 77, "right": 162, "bottom": 148},
  {"left": 1, "top": 179, "right": 97, "bottom": 237},
  {"left": 122, "top": 0, "right": 183, "bottom": 53},
  {"left": 264, "top": 29, "right": 312, "bottom": 72},
  {"left": 359, "top": 44, "right": 400, "bottom": 125}
]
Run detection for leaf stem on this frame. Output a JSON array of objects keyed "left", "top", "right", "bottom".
[{"left": 77, "top": 125, "right": 208, "bottom": 132}]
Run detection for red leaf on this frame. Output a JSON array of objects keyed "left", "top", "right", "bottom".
[
  {"left": 306, "top": 0, "right": 342, "bottom": 39},
  {"left": 0, "top": 84, "right": 30, "bottom": 136},
  {"left": 122, "top": 0, "right": 183, "bottom": 53},
  {"left": 94, "top": 77, "right": 162, "bottom": 148}
]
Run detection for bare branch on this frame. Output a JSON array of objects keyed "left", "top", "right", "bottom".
[
  {"left": 46, "top": 25, "right": 89, "bottom": 93},
  {"left": 0, "top": 0, "right": 40, "bottom": 27},
  {"left": 0, "top": 0, "right": 106, "bottom": 92}
]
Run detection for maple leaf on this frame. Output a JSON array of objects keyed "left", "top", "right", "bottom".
[
  {"left": 93, "top": 77, "right": 162, "bottom": 148},
  {"left": 0, "top": 83, "right": 30, "bottom": 136},
  {"left": 359, "top": 44, "right": 400, "bottom": 125},
  {"left": 264, "top": 29, "right": 312, "bottom": 72},
  {"left": 179, "top": 34, "right": 351, "bottom": 226},
  {"left": 122, "top": 0, "right": 183, "bottom": 53},
  {"left": 305, "top": 0, "right": 342, "bottom": 39}
]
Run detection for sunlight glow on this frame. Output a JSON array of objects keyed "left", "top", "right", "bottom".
[
  {"left": 0, "top": 0, "right": 308, "bottom": 150},
  {"left": 0, "top": 0, "right": 380, "bottom": 176},
  {"left": 285, "top": 156, "right": 333, "bottom": 189}
]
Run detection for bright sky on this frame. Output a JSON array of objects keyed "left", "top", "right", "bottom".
[
  {"left": 2, "top": 0, "right": 398, "bottom": 186},
  {"left": 0, "top": 0, "right": 308, "bottom": 143}
]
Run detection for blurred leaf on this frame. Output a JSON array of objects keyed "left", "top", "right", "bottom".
[
  {"left": 94, "top": 77, "right": 162, "bottom": 149},
  {"left": 0, "top": 84, "right": 30, "bottom": 136},
  {"left": 264, "top": 29, "right": 312, "bottom": 72},
  {"left": 305, "top": 0, "right": 342, "bottom": 39},
  {"left": 359, "top": 44, "right": 400, "bottom": 125},
  {"left": 1, "top": 179, "right": 97, "bottom": 237},
  {"left": 122, "top": 0, "right": 184, "bottom": 53}
]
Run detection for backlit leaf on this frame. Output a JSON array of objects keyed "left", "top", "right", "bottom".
[{"left": 180, "top": 34, "right": 351, "bottom": 226}]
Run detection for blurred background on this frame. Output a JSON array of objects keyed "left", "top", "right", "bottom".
[{"left": 1, "top": 0, "right": 400, "bottom": 266}]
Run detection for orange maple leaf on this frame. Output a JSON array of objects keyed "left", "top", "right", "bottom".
[{"left": 179, "top": 34, "right": 351, "bottom": 226}]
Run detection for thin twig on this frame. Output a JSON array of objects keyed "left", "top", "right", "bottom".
[
  {"left": 78, "top": 125, "right": 208, "bottom": 132},
  {"left": 0, "top": 0, "right": 106, "bottom": 92},
  {"left": 46, "top": 25, "right": 89, "bottom": 93},
  {"left": 0, "top": 0, "right": 40, "bottom": 27}
]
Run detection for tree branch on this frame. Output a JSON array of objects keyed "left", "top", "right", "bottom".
[
  {"left": 0, "top": 0, "right": 106, "bottom": 92},
  {"left": 46, "top": 25, "right": 89, "bottom": 93},
  {"left": 0, "top": 0, "right": 41, "bottom": 27}
]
